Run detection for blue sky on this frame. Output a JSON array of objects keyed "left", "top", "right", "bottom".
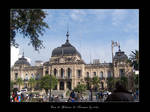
[{"left": 11, "top": 9, "right": 139, "bottom": 66}]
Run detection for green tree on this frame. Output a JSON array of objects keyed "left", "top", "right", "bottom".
[
  {"left": 92, "top": 76, "right": 100, "bottom": 91},
  {"left": 120, "top": 76, "right": 128, "bottom": 89},
  {"left": 128, "top": 50, "right": 139, "bottom": 70},
  {"left": 107, "top": 77, "right": 119, "bottom": 91},
  {"left": 84, "top": 77, "right": 92, "bottom": 90},
  {"left": 74, "top": 84, "right": 87, "bottom": 95},
  {"left": 10, "top": 80, "right": 14, "bottom": 92},
  {"left": 10, "top": 9, "right": 49, "bottom": 51},
  {"left": 28, "top": 77, "right": 36, "bottom": 91},
  {"left": 16, "top": 77, "right": 24, "bottom": 90},
  {"left": 39, "top": 74, "right": 58, "bottom": 95}
]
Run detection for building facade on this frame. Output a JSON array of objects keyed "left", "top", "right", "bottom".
[{"left": 11, "top": 32, "right": 133, "bottom": 95}]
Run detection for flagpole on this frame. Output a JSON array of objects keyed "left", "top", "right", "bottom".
[{"left": 111, "top": 40, "right": 115, "bottom": 91}]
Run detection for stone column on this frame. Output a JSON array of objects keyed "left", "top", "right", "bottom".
[
  {"left": 57, "top": 81, "right": 59, "bottom": 90},
  {"left": 64, "top": 81, "right": 66, "bottom": 90}
]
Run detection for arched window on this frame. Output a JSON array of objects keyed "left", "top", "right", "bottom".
[
  {"left": 68, "top": 68, "right": 71, "bottom": 78},
  {"left": 31, "top": 74, "right": 34, "bottom": 78},
  {"left": 93, "top": 72, "right": 96, "bottom": 77},
  {"left": 77, "top": 70, "right": 81, "bottom": 78},
  {"left": 61, "top": 68, "right": 64, "bottom": 78},
  {"left": 87, "top": 72, "right": 89, "bottom": 77},
  {"left": 25, "top": 74, "right": 28, "bottom": 81},
  {"left": 45, "top": 70, "right": 48, "bottom": 75},
  {"left": 54, "top": 69, "right": 57, "bottom": 77},
  {"left": 107, "top": 71, "right": 111, "bottom": 78},
  {"left": 67, "top": 81, "right": 71, "bottom": 90},
  {"left": 15, "top": 73, "right": 18, "bottom": 80},
  {"left": 119, "top": 69, "right": 125, "bottom": 77},
  {"left": 60, "top": 82, "right": 64, "bottom": 90},
  {"left": 35, "top": 73, "right": 40, "bottom": 80},
  {"left": 100, "top": 71, "right": 103, "bottom": 79}
]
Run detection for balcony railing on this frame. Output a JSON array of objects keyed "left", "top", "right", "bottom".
[{"left": 56, "top": 76, "right": 72, "bottom": 79}]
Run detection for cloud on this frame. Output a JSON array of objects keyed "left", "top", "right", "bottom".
[
  {"left": 11, "top": 46, "right": 31, "bottom": 67},
  {"left": 70, "top": 10, "right": 86, "bottom": 22},
  {"left": 112, "top": 9, "right": 128, "bottom": 26},
  {"left": 25, "top": 57, "right": 31, "bottom": 64},
  {"left": 11, "top": 46, "right": 20, "bottom": 67}
]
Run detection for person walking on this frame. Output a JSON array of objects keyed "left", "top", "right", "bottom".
[
  {"left": 77, "top": 91, "right": 81, "bottom": 102},
  {"left": 105, "top": 81, "right": 134, "bottom": 101},
  {"left": 70, "top": 90, "right": 75, "bottom": 102}
]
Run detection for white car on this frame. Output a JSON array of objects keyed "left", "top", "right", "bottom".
[
  {"left": 21, "top": 89, "right": 28, "bottom": 93},
  {"left": 17, "top": 91, "right": 22, "bottom": 95},
  {"left": 103, "top": 91, "right": 111, "bottom": 95}
]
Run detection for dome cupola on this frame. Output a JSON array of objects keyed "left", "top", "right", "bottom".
[{"left": 51, "top": 31, "right": 81, "bottom": 58}]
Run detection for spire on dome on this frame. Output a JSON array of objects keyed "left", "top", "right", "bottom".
[
  {"left": 118, "top": 45, "right": 121, "bottom": 52},
  {"left": 66, "top": 24, "right": 69, "bottom": 42},
  {"left": 22, "top": 51, "right": 24, "bottom": 58}
]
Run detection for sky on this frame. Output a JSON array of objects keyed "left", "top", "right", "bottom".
[{"left": 11, "top": 9, "right": 139, "bottom": 67}]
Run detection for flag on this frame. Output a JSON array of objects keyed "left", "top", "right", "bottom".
[{"left": 112, "top": 40, "right": 119, "bottom": 47}]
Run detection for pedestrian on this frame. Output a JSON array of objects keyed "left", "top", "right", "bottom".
[
  {"left": 51, "top": 95, "right": 54, "bottom": 102},
  {"left": 105, "top": 81, "right": 134, "bottom": 101},
  {"left": 88, "top": 89, "right": 92, "bottom": 101},
  {"left": 21, "top": 93, "right": 24, "bottom": 101},
  {"left": 136, "top": 89, "right": 139, "bottom": 100},
  {"left": 18, "top": 95, "right": 21, "bottom": 102},
  {"left": 77, "top": 91, "right": 81, "bottom": 102},
  {"left": 70, "top": 90, "right": 75, "bottom": 102},
  {"left": 96, "top": 92, "right": 98, "bottom": 101}
]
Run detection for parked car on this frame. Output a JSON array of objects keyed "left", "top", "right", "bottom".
[
  {"left": 21, "top": 89, "right": 28, "bottom": 93},
  {"left": 103, "top": 91, "right": 111, "bottom": 95}
]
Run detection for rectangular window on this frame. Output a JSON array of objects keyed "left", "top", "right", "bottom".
[
  {"left": 119, "top": 69, "right": 125, "bottom": 77},
  {"left": 94, "top": 72, "right": 96, "bottom": 77},
  {"left": 15, "top": 73, "right": 18, "bottom": 80},
  {"left": 77, "top": 70, "right": 81, "bottom": 78},
  {"left": 45, "top": 70, "right": 49, "bottom": 75}
]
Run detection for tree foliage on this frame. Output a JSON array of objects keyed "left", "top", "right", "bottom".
[
  {"left": 39, "top": 74, "right": 58, "bottom": 94},
  {"left": 16, "top": 77, "right": 24, "bottom": 90},
  {"left": 10, "top": 9, "right": 49, "bottom": 51},
  {"left": 28, "top": 77, "right": 36, "bottom": 90},
  {"left": 92, "top": 76, "right": 100, "bottom": 90},
  {"left": 84, "top": 77, "right": 92, "bottom": 89},
  {"left": 74, "top": 84, "right": 87, "bottom": 94},
  {"left": 128, "top": 50, "right": 139, "bottom": 70},
  {"left": 10, "top": 80, "right": 14, "bottom": 92}
]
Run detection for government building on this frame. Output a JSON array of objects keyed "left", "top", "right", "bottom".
[{"left": 10, "top": 31, "right": 133, "bottom": 96}]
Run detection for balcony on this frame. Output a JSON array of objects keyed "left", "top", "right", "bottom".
[{"left": 56, "top": 76, "right": 72, "bottom": 80}]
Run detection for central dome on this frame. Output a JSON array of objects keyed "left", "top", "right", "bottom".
[{"left": 51, "top": 32, "right": 81, "bottom": 57}]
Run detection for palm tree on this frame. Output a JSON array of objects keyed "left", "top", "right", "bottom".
[
  {"left": 28, "top": 77, "right": 36, "bottom": 92},
  {"left": 129, "top": 50, "right": 139, "bottom": 70},
  {"left": 128, "top": 50, "right": 139, "bottom": 91},
  {"left": 16, "top": 77, "right": 23, "bottom": 90}
]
